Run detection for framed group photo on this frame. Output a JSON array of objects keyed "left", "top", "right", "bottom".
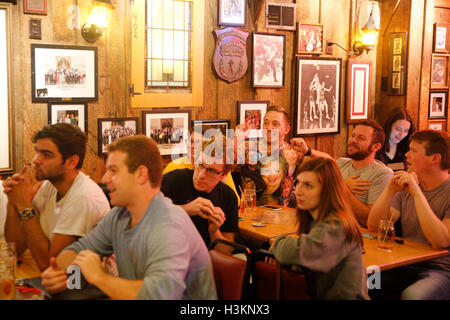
[
  {"left": 252, "top": 32, "right": 285, "bottom": 88},
  {"left": 237, "top": 100, "right": 269, "bottom": 138},
  {"left": 97, "top": 117, "right": 139, "bottom": 157},
  {"left": 31, "top": 44, "right": 98, "bottom": 102},
  {"left": 431, "top": 54, "right": 448, "bottom": 89},
  {"left": 297, "top": 23, "right": 324, "bottom": 54},
  {"left": 433, "top": 23, "right": 449, "bottom": 53},
  {"left": 48, "top": 102, "right": 88, "bottom": 132},
  {"left": 428, "top": 91, "right": 447, "bottom": 119},
  {"left": 143, "top": 109, "right": 191, "bottom": 156},
  {"left": 218, "top": 0, "right": 247, "bottom": 27},
  {"left": 294, "top": 56, "right": 341, "bottom": 136},
  {"left": 192, "top": 119, "right": 230, "bottom": 138},
  {"left": 346, "top": 59, "right": 372, "bottom": 123}
]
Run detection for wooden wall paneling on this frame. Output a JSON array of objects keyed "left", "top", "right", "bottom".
[
  {"left": 406, "top": 0, "right": 425, "bottom": 127},
  {"left": 418, "top": 0, "right": 435, "bottom": 130},
  {"left": 376, "top": 0, "right": 410, "bottom": 124}
]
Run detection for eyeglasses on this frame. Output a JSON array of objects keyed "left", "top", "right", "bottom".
[{"left": 196, "top": 163, "right": 224, "bottom": 177}]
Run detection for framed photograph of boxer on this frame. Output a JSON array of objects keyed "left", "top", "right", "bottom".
[
  {"left": 237, "top": 100, "right": 269, "bottom": 139},
  {"left": 252, "top": 32, "right": 286, "bottom": 88},
  {"left": 143, "top": 109, "right": 191, "bottom": 157},
  {"left": 97, "top": 117, "right": 139, "bottom": 157},
  {"left": 428, "top": 91, "right": 447, "bottom": 119},
  {"left": 218, "top": 0, "right": 247, "bottom": 27},
  {"left": 31, "top": 44, "right": 98, "bottom": 102},
  {"left": 294, "top": 56, "right": 341, "bottom": 136},
  {"left": 48, "top": 102, "right": 88, "bottom": 133}
]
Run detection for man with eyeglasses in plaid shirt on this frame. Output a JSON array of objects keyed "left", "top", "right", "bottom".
[{"left": 161, "top": 136, "right": 238, "bottom": 254}]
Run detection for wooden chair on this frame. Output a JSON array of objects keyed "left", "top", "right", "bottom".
[
  {"left": 251, "top": 249, "right": 312, "bottom": 300},
  {"left": 208, "top": 239, "right": 252, "bottom": 300}
]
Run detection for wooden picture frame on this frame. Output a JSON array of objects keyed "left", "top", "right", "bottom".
[
  {"left": 297, "top": 23, "right": 324, "bottom": 54},
  {"left": 218, "top": 0, "right": 247, "bottom": 27},
  {"left": 0, "top": 4, "right": 13, "bottom": 173},
  {"left": 237, "top": 100, "right": 269, "bottom": 138},
  {"left": 430, "top": 54, "right": 448, "bottom": 89},
  {"left": 265, "top": 2, "right": 296, "bottom": 31},
  {"left": 24, "top": 0, "right": 47, "bottom": 15},
  {"left": 97, "top": 117, "right": 139, "bottom": 157},
  {"left": 388, "top": 32, "right": 408, "bottom": 96},
  {"left": 428, "top": 119, "right": 446, "bottom": 131},
  {"left": 428, "top": 91, "right": 448, "bottom": 119},
  {"left": 346, "top": 59, "right": 372, "bottom": 123},
  {"left": 192, "top": 119, "right": 230, "bottom": 138},
  {"left": 31, "top": 44, "right": 98, "bottom": 102},
  {"left": 48, "top": 102, "right": 88, "bottom": 133},
  {"left": 294, "top": 56, "right": 341, "bottom": 136},
  {"left": 143, "top": 109, "right": 191, "bottom": 157},
  {"left": 433, "top": 23, "right": 449, "bottom": 53},
  {"left": 252, "top": 32, "right": 286, "bottom": 88}
]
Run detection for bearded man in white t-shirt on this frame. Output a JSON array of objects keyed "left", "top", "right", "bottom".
[{"left": 3, "top": 123, "right": 110, "bottom": 272}]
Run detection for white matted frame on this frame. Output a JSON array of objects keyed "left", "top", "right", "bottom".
[
  {"left": 218, "top": 0, "right": 247, "bottom": 27},
  {"left": 0, "top": 4, "right": 13, "bottom": 173},
  {"left": 294, "top": 56, "right": 341, "bottom": 136},
  {"left": 347, "top": 59, "right": 372, "bottom": 123},
  {"left": 48, "top": 102, "right": 88, "bottom": 132},
  {"left": 143, "top": 109, "right": 191, "bottom": 157},
  {"left": 237, "top": 100, "right": 269, "bottom": 138},
  {"left": 428, "top": 91, "right": 448, "bottom": 119},
  {"left": 31, "top": 44, "right": 98, "bottom": 102}
]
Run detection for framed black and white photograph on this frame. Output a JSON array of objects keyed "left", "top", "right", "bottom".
[
  {"left": 295, "top": 56, "right": 341, "bottom": 136},
  {"left": 252, "top": 32, "right": 285, "bottom": 88},
  {"left": 428, "top": 91, "right": 447, "bottom": 119},
  {"left": 143, "top": 109, "right": 191, "bottom": 157},
  {"left": 0, "top": 5, "right": 13, "bottom": 173},
  {"left": 218, "top": 0, "right": 247, "bottom": 27},
  {"left": 434, "top": 23, "right": 449, "bottom": 53},
  {"left": 431, "top": 54, "right": 448, "bottom": 89},
  {"left": 237, "top": 100, "right": 269, "bottom": 138},
  {"left": 97, "top": 117, "right": 139, "bottom": 157},
  {"left": 31, "top": 44, "right": 98, "bottom": 102},
  {"left": 192, "top": 119, "right": 230, "bottom": 138},
  {"left": 48, "top": 102, "right": 88, "bottom": 132}
]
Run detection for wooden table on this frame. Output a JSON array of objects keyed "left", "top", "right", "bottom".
[
  {"left": 16, "top": 249, "right": 41, "bottom": 279},
  {"left": 239, "top": 209, "right": 448, "bottom": 271},
  {"left": 360, "top": 228, "right": 448, "bottom": 272},
  {"left": 238, "top": 206, "right": 298, "bottom": 242}
]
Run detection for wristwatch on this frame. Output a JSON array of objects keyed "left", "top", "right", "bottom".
[{"left": 19, "top": 208, "right": 37, "bottom": 221}]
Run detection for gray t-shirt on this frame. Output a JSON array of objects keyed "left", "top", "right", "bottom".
[
  {"left": 65, "top": 192, "right": 217, "bottom": 300},
  {"left": 391, "top": 178, "right": 450, "bottom": 271},
  {"left": 337, "top": 158, "right": 393, "bottom": 205},
  {"left": 272, "top": 215, "right": 369, "bottom": 300}
]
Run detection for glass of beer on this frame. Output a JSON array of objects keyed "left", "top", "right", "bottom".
[
  {"left": 377, "top": 220, "right": 395, "bottom": 252},
  {"left": 0, "top": 252, "right": 15, "bottom": 300}
]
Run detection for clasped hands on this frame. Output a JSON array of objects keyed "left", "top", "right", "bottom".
[
  {"left": 388, "top": 171, "right": 420, "bottom": 195},
  {"left": 2, "top": 165, "right": 43, "bottom": 211}
]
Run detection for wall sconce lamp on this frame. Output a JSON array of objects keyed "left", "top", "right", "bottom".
[
  {"left": 327, "top": 2, "right": 379, "bottom": 56},
  {"left": 81, "top": 0, "right": 115, "bottom": 43},
  {"left": 353, "top": 4, "right": 379, "bottom": 55}
]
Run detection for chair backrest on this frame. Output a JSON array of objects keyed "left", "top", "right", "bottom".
[
  {"left": 208, "top": 239, "right": 251, "bottom": 300},
  {"left": 252, "top": 250, "right": 311, "bottom": 300}
]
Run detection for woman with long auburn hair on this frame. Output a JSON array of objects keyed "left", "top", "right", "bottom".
[{"left": 271, "top": 157, "right": 369, "bottom": 299}]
